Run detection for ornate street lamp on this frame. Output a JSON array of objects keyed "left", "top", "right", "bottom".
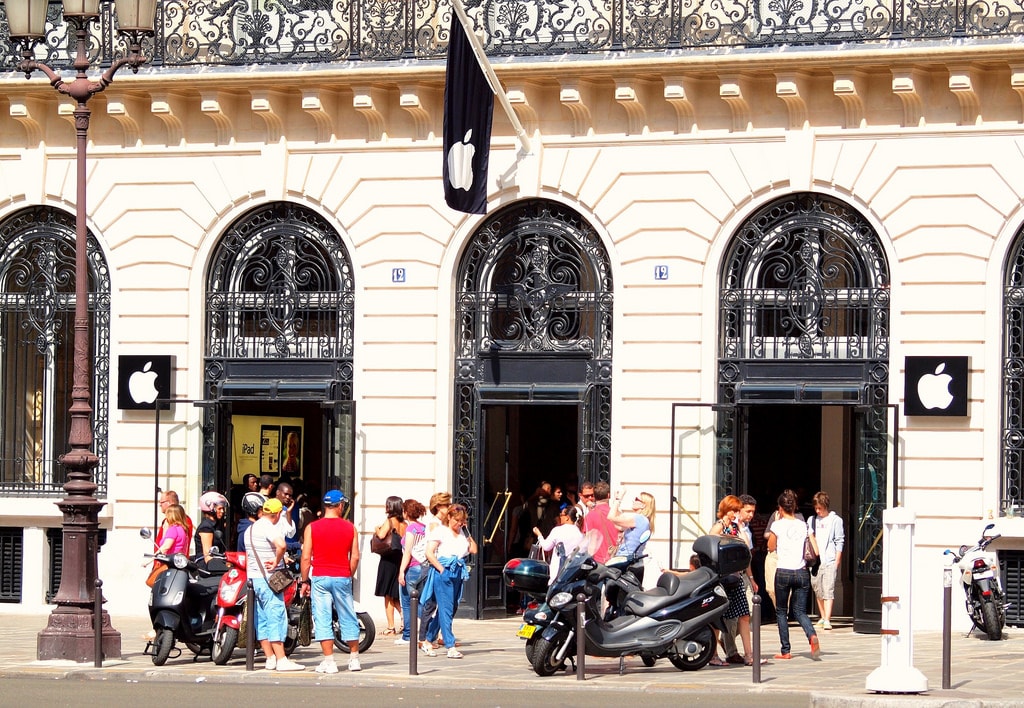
[{"left": 1, "top": 0, "right": 156, "bottom": 662}]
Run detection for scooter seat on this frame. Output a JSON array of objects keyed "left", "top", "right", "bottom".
[
  {"left": 624, "top": 566, "right": 717, "bottom": 617},
  {"left": 187, "top": 574, "right": 221, "bottom": 600}
]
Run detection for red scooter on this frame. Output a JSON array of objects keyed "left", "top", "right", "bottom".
[{"left": 210, "top": 550, "right": 247, "bottom": 664}]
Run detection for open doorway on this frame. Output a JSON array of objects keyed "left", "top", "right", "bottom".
[
  {"left": 741, "top": 404, "right": 852, "bottom": 622},
  {"left": 477, "top": 403, "right": 579, "bottom": 617}
]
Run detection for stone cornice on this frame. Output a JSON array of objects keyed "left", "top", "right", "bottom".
[{"left": 4, "top": 50, "right": 1024, "bottom": 146}]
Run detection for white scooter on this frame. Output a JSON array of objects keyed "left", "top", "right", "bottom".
[{"left": 945, "top": 523, "right": 1008, "bottom": 640}]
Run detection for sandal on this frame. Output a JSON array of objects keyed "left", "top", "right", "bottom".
[
  {"left": 709, "top": 656, "right": 728, "bottom": 667},
  {"left": 420, "top": 641, "right": 437, "bottom": 657},
  {"left": 447, "top": 648, "right": 464, "bottom": 659},
  {"left": 744, "top": 656, "right": 769, "bottom": 666},
  {"left": 383, "top": 627, "right": 397, "bottom": 635}
]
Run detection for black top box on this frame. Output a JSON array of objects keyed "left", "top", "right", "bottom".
[
  {"left": 693, "top": 535, "right": 751, "bottom": 575},
  {"left": 502, "top": 557, "right": 550, "bottom": 596}
]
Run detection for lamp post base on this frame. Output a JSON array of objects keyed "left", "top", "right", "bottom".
[{"left": 37, "top": 608, "right": 122, "bottom": 662}]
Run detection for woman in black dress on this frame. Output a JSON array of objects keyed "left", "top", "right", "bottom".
[{"left": 373, "top": 495, "right": 406, "bottom": 635}]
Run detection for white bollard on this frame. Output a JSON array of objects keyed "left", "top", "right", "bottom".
[{"left": 865, "top": 506, "right": 928, "bottom": 693}]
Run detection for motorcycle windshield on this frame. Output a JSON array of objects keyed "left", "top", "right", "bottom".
[{"left": 547, "top": 530, "right": 602, "bottom": 600}]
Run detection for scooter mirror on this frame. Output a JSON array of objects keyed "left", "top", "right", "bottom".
[
  {"left": 637, "top": 529, "right": 652, "bottom": 545},
  {"left": 140, "top": 528, "right": 152, "bottom": 540},
  {"left": 984, "top": 523, "right": 995, "bottom": 532}
]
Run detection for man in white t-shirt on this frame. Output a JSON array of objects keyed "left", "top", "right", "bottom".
[{"left": 246, "top": 498, "right": 305, "bottom": 672}]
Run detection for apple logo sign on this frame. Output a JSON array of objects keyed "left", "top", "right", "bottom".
[
  {"left": 447, "top": 129, "right": 476, "bottom": 191},
  {"left": 129, "top": 361, "right": 160, "bottom": 405},
  {"left": 916, "top": 363, "right": 954, "bottom": 410},
  {"left": 118, "top": 355, "right": 174, "bottom": 410},
  {"left": 905, "top": 356, "right": 968, "bottom": 417}
]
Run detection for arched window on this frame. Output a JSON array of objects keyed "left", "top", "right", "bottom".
[
  {"left": 1001, "top": 227, "right": 1024, "bottom": 512},
  {"left": 0, "top": 207, "right": 110, "bottom": 496},
  {"left": 205, "top": 202, "right": 355, "bottom": 382},
  {"left": 721, "top": 193, "right": 889, "bottom": 362}
]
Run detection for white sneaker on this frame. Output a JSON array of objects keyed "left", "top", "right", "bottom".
[
  {"left": 394, "top": 637, "right": 410, "bottom": 645},
  {"left": 348, "top": 656, "right": 361, "bottom": 672},
  {"left": 315, "top": 657, "right": 339, "bottom": 674},
  {"left": 264, "top": 655, "right": 277, "bottom": 671},
  {"left": 276, "top": 658, "right": 305, "bottom": 672}
]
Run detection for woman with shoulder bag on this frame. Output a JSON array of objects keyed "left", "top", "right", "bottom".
[
  {"left": 767, "top": 489, "right": 821, "bottom": 662},
  {"left": 246, "top": 497, "right": 305, "bottom": 672},
  {"left": 373, "top": 495, "right": 406, "bottom": 635},
  {"left": 397, "top": 498, "right": 428, "bottom": 645}
]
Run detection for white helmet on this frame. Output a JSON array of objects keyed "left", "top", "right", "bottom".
[{"left": 199, "top": 491, "right": 229, "bottom": 514}]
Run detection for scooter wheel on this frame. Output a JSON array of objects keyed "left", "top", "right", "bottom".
[
  {"left": 333, "top": 611, "right": 375, "bottom": 654},
  {"left": 524, "top": 635, "right": 538, "bottom": 665},
  {"left": 668, "top": 627, "right": 715, "bottom": 671},
  {"left": 152, "top": 629, "right": 174, "bottom": 666},
  {"left": 212, "top": 627, "right": 238, "bottom": 665},
  {"left": 531, "top": 637, "right": 567, "bottom": 677},
  {"left": 981, "top": 600, "right": 1003, "bottom": 641}
]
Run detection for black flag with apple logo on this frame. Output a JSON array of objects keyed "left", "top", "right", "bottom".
[{"left": 443, "top": 13, "right": 493, "bottom": 215}]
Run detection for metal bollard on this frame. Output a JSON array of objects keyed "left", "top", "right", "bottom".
[
  {"left": 245, "top": 580, "right": 255, "bottom": 671},
  {"left": 751, "top": 593, "right": 761, "bottom": 683},
  {"left": 94, "top": 579, "right": 103, "bottom": 668},
  {"left": 942, "top": 563, "right": 952, "bottom": 689},
  {"left": 409, "top": 593, "right": 419, "bottom": 676},
  {"left": 576, "top": 593, "right": 586, "bottom": 680}
]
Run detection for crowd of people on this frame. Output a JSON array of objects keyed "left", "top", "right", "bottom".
[
  {"left": 149, "top": 476, "right": 843, "bottom": 672},
  {"left": 149, "top": 480, "right": 478, "bottom": 671},
  {"left": 692, "top": 487, "right": 845, "bottom": 666}
]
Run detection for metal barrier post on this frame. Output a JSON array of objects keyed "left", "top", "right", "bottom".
[
  {"left": 751, "top": 593, "right": 761, "bottom": 683},
  {"left": 942, "top": 562, "right": 952, "bottom": 689},
  {"left": 409, "top": 591, "right": 419, "bottom": 676},
  {"left": 245, "top": 580, "right": 255, "bottom": 671},
  {"left": 93, "top": 579, "right": 103, "bottom": 668},
  {"left": 576, "top": 593, "right": 586, "bottom": 680}
]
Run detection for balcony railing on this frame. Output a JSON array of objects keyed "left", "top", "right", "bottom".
[{"left": 3, "top": 0, "right": 1024, "bottom": 72}]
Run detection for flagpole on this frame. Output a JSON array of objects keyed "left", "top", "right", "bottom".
[{"left": 450, "top": 0, "right": 532, "bottom": 155}]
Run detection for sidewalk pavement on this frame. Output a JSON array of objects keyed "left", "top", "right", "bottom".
[{"left": 0, "top": 613, "right": 1020, "bottom": 707}]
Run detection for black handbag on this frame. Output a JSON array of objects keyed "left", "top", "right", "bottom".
[{"left": 268, "top": 567, "right": 294, "bottom": 593}]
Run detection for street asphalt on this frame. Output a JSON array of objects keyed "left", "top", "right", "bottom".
[{"left": 0, "top": 612, "right": 1021, "bottom": 707}]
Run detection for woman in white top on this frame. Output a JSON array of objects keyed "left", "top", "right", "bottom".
[
  {"left": 767, "top": 489, "right": 820, "bottom": 661},
  {"left": 423, "top": 504, "right": 477, "bottom": 659},
  {"left": 534, "top": 504, "right": 584, "bottom": 582}
]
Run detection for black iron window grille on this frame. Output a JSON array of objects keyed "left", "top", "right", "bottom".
[
  {"left": 721, "top": 194, "right": 890, "bottom": 362},
  {"left": 1001, "top": 227, "right": 1024, "bottom": 512},
  {"left": 0, "top": 207, "right": 111, "bottom": 498},
  {"left": 5, "top": 0, "right": 1024, "bottom": 71},
  {"left": 453, "top": 200, "right": 613, "bottom": 510},
  {"left": 205, "top": 202, "right": 355, "bottom": 367}
]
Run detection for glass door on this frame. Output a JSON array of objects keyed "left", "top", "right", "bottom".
[
  {"left": 851, "top": 403, "right": 896, "bottom": 634},
  {"left": 323, "top": 400, "right": 357, "bottom": 518}
]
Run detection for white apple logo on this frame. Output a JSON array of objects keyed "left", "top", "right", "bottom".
[
  {"left": 917, "top": 363, "right": 954, "bottom": 410},
  {"left": 447, "top": 129, "right": 476, "bottom": 191},
  {"left": 128, "top": 361, "right": 160, "bottom": 405}
]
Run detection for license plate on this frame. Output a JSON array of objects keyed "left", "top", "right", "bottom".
[
  {"left": 973, "top": 571, "right": 993, "bottom": 580},
  {"left": 517, "top": 623, "right": 537, "bottom": 639}
]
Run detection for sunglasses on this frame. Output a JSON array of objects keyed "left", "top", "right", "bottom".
[{"left": 580, "top": 493, "right": 595, "bottom": 499}]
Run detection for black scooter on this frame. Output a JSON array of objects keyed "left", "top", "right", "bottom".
[
  {"left": 144, "top": 548, "right": 224, "bottom": 665},
  {"left": 505, "top": 535, "right": 647, "bottom": 665},
  {"left": 528, "top": 532, "right": 750, "bottom": 676}
]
